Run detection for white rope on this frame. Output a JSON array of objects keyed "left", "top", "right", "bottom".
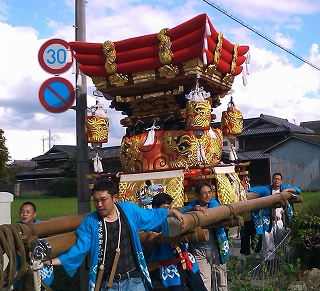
[{"left": 30, "top": 260, "right": 43, "bottom": 291}]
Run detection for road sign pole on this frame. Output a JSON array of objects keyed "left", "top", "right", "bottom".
[
  {"left": 75, "top": 0, "right": 90, "bottom": 217},
  {"left": 75, "top": 1, "right": 90, "bottom": 290}
]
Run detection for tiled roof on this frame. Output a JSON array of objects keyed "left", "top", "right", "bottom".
[
  {"left": 89, "top": 146, "right": 120, "bottom": 159},
  {"left": 32, "top": 145, "right": 77, "bottom": 161},
  {"left": 16, "top": 168, "right": 62, "bottom": 179},
  {"left": 243, "top": 114, "right": 314, "bottom": 135},
  {"left": 300, "top": 120, "right": 320, "bottom": 134},
  {"left": 32, "top": 145, "right": 121, "bottom": 162},
  {"left": 222, "top": 150, "right": 269, "bottom": 161},
  {"left": 240, "top": 126, "right": 288, "bottom": 136},
  {"left": 263, "top": 134, "right": 320, "bottom": 153},
  {"left": 9, "top": 160, "right": 37, "bottom": 168}
]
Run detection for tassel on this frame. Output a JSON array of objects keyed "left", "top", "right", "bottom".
[
  {"left": 229, "top": 145, "right": 238, "bottom": 162},
  {"left": 204, "top": 37, "right": 208, "bottom": 50},
  {"left": 205, "top": 18, "right": 211, "bottom": 36},
  {"left": 246, "top": 62, "right": 250, "bottom": 75},
  {"left": 143, "top": 120, "right": 160, "bottom": 146},
  {"left": 66, "top": 49, "right": 73, "bottom": 63},
  {"left": 208, "top": 127, "right": 217, "bottom": 139},
  {"left": 71, "top": 61, "right": 76, "bottom": 74},
  {"left": 229, "top": 148, "right": 235, "bottom": 161},
  {"left": 76, "top": 73, "right": 82, "bottom": 86},
  {"left": 242, "top": 71, "right": 247, "bottom": 86},
  {"left": 200, "top": 145, "right": 206, "bottom": 162},
  {"left": 93, "top": 153, "right": 103, "bottom": 173},
  {"left": 203, "top": 51, "right": 208, "bottom": 65},
  {"left": 246, "top": 50, "right": 251, "bottom": 64},
  {"left": 196, "top": 142, "right": 201, "bottom": 162},
  {"left": 196, "top": 141, "right": 206, "bottom": 163}
]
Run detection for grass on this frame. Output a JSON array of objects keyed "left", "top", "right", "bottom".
[
  {"left": 293, "top": 191, "right": 320, "bottom": 214},
  {"left": 11, "top": 197, "right": 94, "bottom": 222}
]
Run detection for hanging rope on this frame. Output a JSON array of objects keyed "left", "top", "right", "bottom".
[
  {"left": 0, "top": 224, "right": 53, "bottom": 291},
  {"left": 30, "top": 260, "right": 43, "bottom": 291}
]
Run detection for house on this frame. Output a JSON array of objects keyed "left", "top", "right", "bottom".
[
  {"left": 15, "top": 145, "right": 122, "bottom": 195},
  {"left": 263, "top": 134, "right": 320, "bottom": 191},
  {"left": 215, "top": 114, "right": 320, "bottom": 190},
  {"left": 300, "top": 120, "right": 320, "bottom": 135}
]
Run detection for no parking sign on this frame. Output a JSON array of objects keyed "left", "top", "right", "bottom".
[{"left": 39, "top": 77, "right": 75, "bottom": 113}]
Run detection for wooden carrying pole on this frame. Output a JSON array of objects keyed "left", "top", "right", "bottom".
[
  {"left": 28, "top": 192, "right": 301, "bottom": 259},
  {"left": 34, "top": 228, "right": 209, "bottom": 259},
  {"left": 17, "top": 214, "right": 88, "bottom": 238},
  {"left": 179, "top": 192, "right": 301, "bottom": 235}
]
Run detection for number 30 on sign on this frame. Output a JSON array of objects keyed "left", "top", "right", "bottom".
[{"left": 38, "top": 38, "right": 73, "bottom": 75}]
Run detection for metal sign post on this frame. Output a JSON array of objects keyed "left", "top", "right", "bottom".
[{"left": 75, "top": 1, "right": 90, "bottom": 290}]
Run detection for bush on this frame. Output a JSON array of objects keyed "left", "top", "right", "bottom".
[
  {"left": 50, "top": 178, "right": 77, "bottom": 197},
  {"left": 289, "top": 212, "right": 320, "bottom": 270}
]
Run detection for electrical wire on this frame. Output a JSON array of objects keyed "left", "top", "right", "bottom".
[{"left": 203, "top": 0, "right": 320, "bottom": 72}]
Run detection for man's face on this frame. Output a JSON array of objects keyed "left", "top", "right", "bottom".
[
  {"left": 197, "top": 185, "right": 212, "bottom": 205},
  {"left": 272, "top": 174, "right": 283, "bottom": 189},
  {"left": 159, "top": 202, "right": 171, "bottom": 209},
  {"left": 19, "top": 205, "right": 36, "bottom": 223},
  {"left": 92, "top": 190, "right": 117, "bottom": 217}
]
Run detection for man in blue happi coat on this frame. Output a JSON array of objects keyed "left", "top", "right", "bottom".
[{"left": 43, "top": 179, "right": 185, "bottom": 291}]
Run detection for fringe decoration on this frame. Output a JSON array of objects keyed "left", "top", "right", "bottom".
[
  {"left": 229, "top": 145, "right": 238, "bottom": 162},
  {"left": 208, "top": 127, "right": 217, "bottom": 139},
  {"left": 93, "top": 152, "right": 103, "bottom": 173},
  {"left": 143, "top": 120, "right": 160, "bottom": 146},
  {"left": 196, "top": 141, "right": 206, "bottom": 163}
]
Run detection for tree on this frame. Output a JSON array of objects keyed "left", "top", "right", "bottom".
[
  {"left": 0, "top": 129, "right": 10, "bottom": 184},
  {"left": 60, "top": 154, "right": 77, "bottom": 178}
]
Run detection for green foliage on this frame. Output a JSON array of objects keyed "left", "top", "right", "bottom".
[
  {"left": 50, "top": 177, "right": 77, "bottom": 197},
  {"left": 59, "top": 154, "right": 77, "bottom": 178},
  {"left": 0, "top": 129, "right": 10, "bottom": 184},
  {"left": 228, "top": 254, "right": 301, "bottom": 291},
  {"left": 272, "top": 251, "right": 301, "bottom": 290},
  {"left": 288, "top": 191, "right": 320, "bottom": 270},
  {"left": 290, "top": 211, "right": 320, "bottom": 269}
]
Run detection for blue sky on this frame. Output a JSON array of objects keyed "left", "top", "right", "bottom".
[{"left": 1, "top": 0, "right": 320, "bottom": 160}]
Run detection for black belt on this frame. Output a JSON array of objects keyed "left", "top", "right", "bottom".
[{"left": 104, "top": 268, "right": 142, "bottom": 282}]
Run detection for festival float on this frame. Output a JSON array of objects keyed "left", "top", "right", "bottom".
[
  {"left": 0, "top": 13, "right": 302, "bottom": 291},
  {"left": 72, "top": 13, "right": 250, "bottom": 208}
]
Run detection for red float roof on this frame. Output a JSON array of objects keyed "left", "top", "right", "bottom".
[{"left": 69, "top": 13, "right": 249, "bottom": 98}]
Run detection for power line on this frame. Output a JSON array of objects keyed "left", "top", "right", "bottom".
[{"left": 203, "top": 0, "right": 320, "bottom": 72}]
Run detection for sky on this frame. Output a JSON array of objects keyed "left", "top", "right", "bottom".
[{"left": 1, "top": 0, "right": 320, "bottom": 160}]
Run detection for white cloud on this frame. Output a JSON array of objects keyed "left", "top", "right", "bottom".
[{"left": 274, "top": 32, "right": 295, "bottom": 49}]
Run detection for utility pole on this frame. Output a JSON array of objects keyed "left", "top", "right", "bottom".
[
  {"left": 48, "top": 130, "right": 51, "bottom": 149},
  {"left": 75, "top": 1, "right": 90, "bottom": 290},
  {"left": 75, "top": 0, "right": 90, "bottom": 214}
]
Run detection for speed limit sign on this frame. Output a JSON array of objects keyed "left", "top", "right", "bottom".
[{"left": 38, "top": 38, "right": 73, "bottom": 74}]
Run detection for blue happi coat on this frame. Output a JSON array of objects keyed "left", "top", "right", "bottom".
[
  {"left": 58, "top": 202, "right": 172, "bottom": 291},
  {"left": 248, "top": 184, "right": 301, "bottom": 234},
  {"left": 182, "top": 198, "right": 230, "bottom": 264},
  {"left": 146, "top": 242, "right": 199, "bottom": 288}
]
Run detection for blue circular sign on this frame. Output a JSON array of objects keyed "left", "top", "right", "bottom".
[{"left": 39, "top": 77, "right": 75, "bottom": 113}]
